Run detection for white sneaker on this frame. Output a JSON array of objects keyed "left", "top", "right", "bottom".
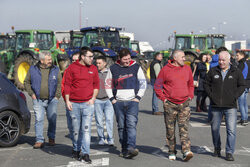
[
  {"left": 183, "top": 151, "right": 193, "bottom": 161},
  {"left": 169, "top": 154, "right": 176, "bottom": 161}
]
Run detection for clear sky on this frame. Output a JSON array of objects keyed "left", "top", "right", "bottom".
[{"left": 1, "top": 0, "right": 249, "bottom": 50}]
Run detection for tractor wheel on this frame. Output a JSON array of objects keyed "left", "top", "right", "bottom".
[
  {"left": 184, "top": 53, "right": 199, "bottom": 71},
  {"left": 146, "top": 67, "right": 151, "bottom": 81},
  {"left": 58, "top": 59, "right": 70, "bottom": 72},
  {"left": 14, "top": 54, "right": 34, "bottom": 90},
  {"left": 0, "top": 60, "right": 6, "bottom": 74}
]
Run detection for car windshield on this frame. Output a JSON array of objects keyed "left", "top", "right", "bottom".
[
  {"left": 82, "top": 30, "right": 120, "bottom": 49},
  {"left": 35, "top": 33, "right": 53, "bottom": 50},
  {"left": 194, "top": 37, "right": 206, "bottom": 50},
  {"left": 16, "top": 33, "right": 31, "bottom": 50},
  {"left": 175, "top": 37, "right": 191, "bottom": 50},
  {"left": 120, "top": 38, "right": 130, "bottom": 48},
  {"left": 0, "top": 38, "right": 5, "bottom": 50}
]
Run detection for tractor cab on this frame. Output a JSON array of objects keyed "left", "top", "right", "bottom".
[
  {"left": 206, "top": 34, "right": 225, "bottom": 49},
  {"left": 81, "top": 27, "right": 121, "bottom": 51}
]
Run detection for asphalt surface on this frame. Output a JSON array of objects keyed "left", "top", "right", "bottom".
[{"left": 0, "top": 84, "right": 250, "bottom": 167}]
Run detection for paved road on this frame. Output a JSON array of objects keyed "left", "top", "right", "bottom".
[{"left": 1, "top": 85, "right": 250, "bottom": 167}]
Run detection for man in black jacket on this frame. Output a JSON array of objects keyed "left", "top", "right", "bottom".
[
  {"left": 204, "top": 51, "right": 245, "bottom": 161},
  {"left": 150, "top": 52, "right": 163, "bottom": 115}
]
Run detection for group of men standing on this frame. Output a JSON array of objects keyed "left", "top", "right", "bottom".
[
  {"left": 24, "top": 47, "right": 146, "bottom": 164},
  {"left": 24, "top": 46, "right": 246, "bottom": 164}
]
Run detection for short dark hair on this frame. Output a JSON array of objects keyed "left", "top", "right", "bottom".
[
  {"left": 236, "top": 50, "right": 246, "bottom": 58},
  {"left": 154, "top": 52, "right": 161, "bottom": 59},
  {"left": 96, "top": 56, "right": 106, "bottom": 62},
  {"left": 79, "top": 46, "right": 93, "bottom": 60},
  {"left": 118, "top": 48, "right": 131, "bottom": 59},
  {"left": 215, "top": 46, "right": 228, "bottom": 54}
]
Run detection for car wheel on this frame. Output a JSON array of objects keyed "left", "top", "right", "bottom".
[{"left": 0, "top": 111, "right": 21, "bottom": 147}]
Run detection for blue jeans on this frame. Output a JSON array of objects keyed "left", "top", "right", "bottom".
[
  {"left": 113, "top": 101, "right": 139, "bottom": 152},
  {"left": 94, "top": 99, "right": 114, "bottom": 142},
  {"left": 68, "top": 102, "right": 94, "bottom": 154},
  {"left": 151, "top": 82, "right": 159, "bottom": 113},
  {"left": 33, "top": 98, "right": 58, "bottom": 143},
  {"left": 211, "top": 108, "right": 237, "bottom": 154},
  {"left": 238, "top": 88, "right": 249, "bottom": 121}
]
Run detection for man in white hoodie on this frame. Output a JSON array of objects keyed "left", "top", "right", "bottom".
[{"left": 105, "top": 48, "right": 147, "bottom": 159}]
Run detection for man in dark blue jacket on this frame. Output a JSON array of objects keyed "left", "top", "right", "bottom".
[
  {"left": 105, "top": 48, "right": 147, "bottom": 159},
  {"left": 24, "top": 51, "right": 62, "bottom": 149},
  {"left": 236, "top": 51, "right": 249, "bottom": 126},
  {"left": 204, "top": 51, "right": 245, "bottom": 161}
]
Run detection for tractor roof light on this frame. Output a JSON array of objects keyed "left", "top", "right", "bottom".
[{"left": 34, "top": 48, "right": 39, "bottom": 52}]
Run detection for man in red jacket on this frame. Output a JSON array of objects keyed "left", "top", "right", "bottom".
[
  {"left": 64, "top": 47, "right": 99, "bottom": 164},
  {"left": 154, "top": 50, "right": 194, "bottom": 162}
]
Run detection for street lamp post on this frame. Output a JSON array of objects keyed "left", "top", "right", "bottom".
[
  {"left": 79, "top": 1, "right": 83, "bottom": 29},
  {"left": 218, "top": 21, "right": 227, "bottom": 34}
]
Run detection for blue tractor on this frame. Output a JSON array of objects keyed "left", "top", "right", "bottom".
[{"left": 67, "top": 26, "right": 138, "bottom": 67}]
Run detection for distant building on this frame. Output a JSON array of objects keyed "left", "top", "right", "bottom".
[{"left": 225, "top": 40, "right": 246, "bottom": 51}]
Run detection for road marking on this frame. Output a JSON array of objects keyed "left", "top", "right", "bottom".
[
  {"left": 55, "top": 158, "right": 109, "bottom": 167},
  {"left": 0, "top": 144, "right": 110, "bottom": 155},
  {"left": 190, "top": 122, "right": 246, "bottom": 128},
  {"left": 152, "top": 145, "right": 250, "bottom": 158}
]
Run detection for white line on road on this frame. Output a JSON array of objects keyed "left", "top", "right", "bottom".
[
  {"left": 0, "top": 144, "right": 110, "bottom": 155},
  {"left": 190, "top": 122, "right": 246, "bottom": 128},
  {"left": 55, "top": 158, "right": 109, "bottom": 167}
]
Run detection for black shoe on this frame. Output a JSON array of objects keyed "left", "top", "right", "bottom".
[
  {"left": 79, "top": 154, "right": 92, "bottom": 164},
  {"left": 124, "top": 149, "right": 139, "bottom": 159},
  {"left": 238, "top": 119, "right": 244, "bottom": 124},
  {"left": 213, "top": 149, "right": 221, "bottom": 157},
  {"left": 242, "top": 120, "right": 248, "bottom": 126},
  {"left": 225, "top": 153, "right": 234, "bottom": 161},
  {"left": 72, "top": 150, "right": 80, "bottom": 160}
]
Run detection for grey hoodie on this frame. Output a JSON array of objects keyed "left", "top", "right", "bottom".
[{"left": 96, "top": 68, "right": 109, "bottom": 100}]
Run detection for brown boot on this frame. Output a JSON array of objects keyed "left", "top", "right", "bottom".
[
  {"left": 33, "top": 142, "right": 45, "bottom": 149},
  {"left": 48, "top": 138, "right": 55, "bottom": 146}
]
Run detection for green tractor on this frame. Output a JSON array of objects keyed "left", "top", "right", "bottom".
[
  {"left": 174, "top": 33, "right": 207, "bottom": 66},
  {"left": 0, "top": 34, "right": 16, "bottom": 74},
  {"left": 6, "top": 30, "right": 70, "bottom": 90}
]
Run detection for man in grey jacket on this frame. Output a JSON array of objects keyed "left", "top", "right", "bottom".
[{"left": 94, "top": 56, "right": 114, "bottom": 146}]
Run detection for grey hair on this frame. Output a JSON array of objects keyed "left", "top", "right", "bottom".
[
  {"left": 39, "top": 51, "right": 52, "bottom": 60},
  {"left": 219, "top": 51, "right": 231, "bottom": 60},
  {"left": 172, "top": 50, "right": 184, "bottom": 59}
]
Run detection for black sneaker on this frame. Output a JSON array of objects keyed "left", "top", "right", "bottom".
[
  {"left": 213, "top": 149, "right": 221, "bottom": 157},
  {"left": 79, "top": 154, "right": 92, "bottom": 164},
  {"left": 124, "top": 149, "right": 139, "bottom": 159},
  {"left": 242, "top": 120, "right": 248, "bottom": 126},
  {"left": 72, "top": 150, "right": 80, "bottom": 160},
  {"left": 238, "top": 119, "right": 244, "bottom": 124},
  {"left": 225, "top": 153, "right": 234, "bottom": 161}
]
